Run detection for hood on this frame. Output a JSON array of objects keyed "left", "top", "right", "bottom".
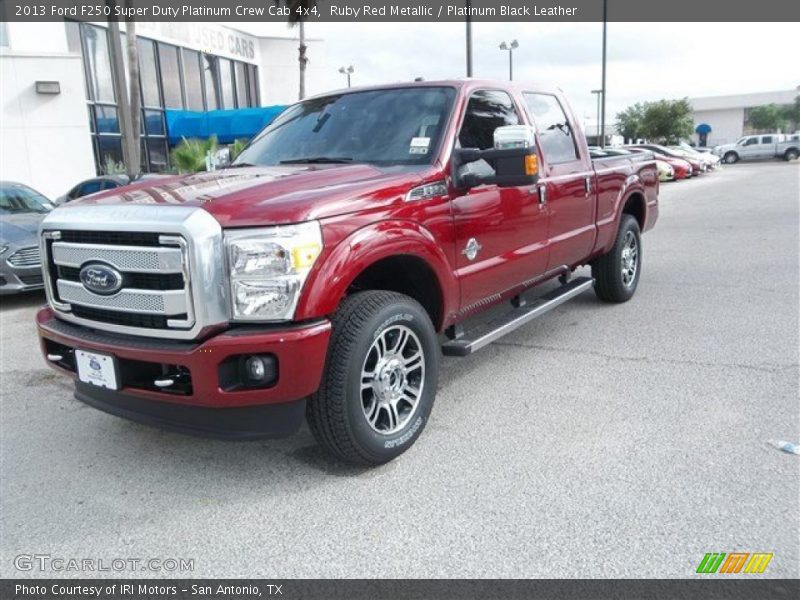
[
  {"left": 61, "top": 164, "right": 426, "bottom": 227},
  {"left": 0, "top": 212, "right": 48, "bottom": 244}
]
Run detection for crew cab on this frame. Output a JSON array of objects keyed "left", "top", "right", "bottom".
[
  {"left": 36, "top": 80, "right": 658, "bottom": 465},
  {"left": 713, "top": 133, "right": 800, "bottom": 163}
]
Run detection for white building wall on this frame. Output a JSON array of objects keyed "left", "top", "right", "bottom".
[
  {"left": 693, "top": 108, "right": 745, "bottom": 147},
  {"left": 257, "top": 37, "right": 326, "bottom": 105},
  {"left": 0, "top": 49, "right": 96, "bottom": 199}
]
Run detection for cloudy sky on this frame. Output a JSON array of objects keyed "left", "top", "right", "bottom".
[{"left": 237, "top": 22, "right": 799, "bottom": 130}]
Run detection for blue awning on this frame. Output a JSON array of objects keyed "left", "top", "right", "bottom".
[
  {"left": 695, "top": 123, "right": 712, "bottom": 134},
  {"left": 164, "top": 106, "right": 286, "bottom": 145}
]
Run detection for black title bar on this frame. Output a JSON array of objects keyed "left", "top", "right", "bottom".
[{"left": 1, "top": 0, "right": 800, "bottom": 22}]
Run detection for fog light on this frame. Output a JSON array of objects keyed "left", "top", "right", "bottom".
[{"left": 245, "top": 356, "right": 267, "bottom": 381}]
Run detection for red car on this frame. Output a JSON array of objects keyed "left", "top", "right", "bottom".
[
  {"left": 629, "top": 144, "right": 702, "bottom": 176},
  {"left": 37, "top": 80, "right": 659, "bottom": 464},
  {"left": 626, "top": 146, "right": 693, "bottom": 180}
]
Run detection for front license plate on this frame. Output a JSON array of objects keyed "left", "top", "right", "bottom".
[{"left": 75, "top": 350, "right": 119, "bottom": 390}]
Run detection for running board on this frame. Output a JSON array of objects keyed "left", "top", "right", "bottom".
[{"left": 441, "top": 277, "right": 594, "bottom": 357}]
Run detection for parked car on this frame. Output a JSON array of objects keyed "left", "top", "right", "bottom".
[
  {"left": 0, "top": 182, "right": 53, "bottom": 294},
  {"left": 712, "top": 134, "right": 800, "bottom": 164},
  {"left": 655, "top": 159, "right": 675, "bottom": 182},
  {"left": 631, "top": 144, "right": 704, "bottom": 175},
  {"left": 627, "top": 146, "right": 692, "bottom": 179},
  {"left": 55, "top": 174, "right": 164, "bottom": 205},
  {"left": 670, "top": 143, "right": 721, "bottom": 170},
  {"left": 36, "top": 80, "right": 659, "bottom": 465}
]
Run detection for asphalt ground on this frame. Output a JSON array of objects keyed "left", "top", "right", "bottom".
[{"left": 1, "top": 160, "right": 798, "bottom": 578}]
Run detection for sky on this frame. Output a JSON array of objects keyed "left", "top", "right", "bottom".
[{"left": 236, "top": 22, "right": 800, "bottom": 131}]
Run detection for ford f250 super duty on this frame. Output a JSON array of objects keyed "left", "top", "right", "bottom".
[{"left": 36, "top": 80, "right": 659, "bottom": 465}]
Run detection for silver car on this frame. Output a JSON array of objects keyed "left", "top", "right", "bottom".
[{"left": 0, "top": 181, "right": 53, "bottom": 294}]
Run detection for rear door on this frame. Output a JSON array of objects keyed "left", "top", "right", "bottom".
[
  {"left": 522, "top": 92, "right": 596, "bottom": 271},
  {"left": 758, "top": 135, "right": 775, "bottom": 158},
  {"left": 451, "top": 89, "right": 550, "bottom": 313}
]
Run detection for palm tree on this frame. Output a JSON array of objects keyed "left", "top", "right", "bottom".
[
  {"left": 276, "top": 1, "right": 317, "bottom": 100},
  {"left": 124, "top": 2, "right": 141, "bottom": 172}
]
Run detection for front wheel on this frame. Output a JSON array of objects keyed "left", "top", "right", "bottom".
[
  {"left": 723, "top": 151, "right": 739, "bottom": 164},
  {"left": 592, "top": 214, "right": 642, "bottom": 303},
  {"left": 307, "top": 290, "right": 439, "bottom": 465}
]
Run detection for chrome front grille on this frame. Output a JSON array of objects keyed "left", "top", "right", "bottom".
[
  {"left": 7, "top": 246, "right": 40, "bottom": 267},
  {"left": 40, "top": 204, "right": 228, "bottom": 340}
]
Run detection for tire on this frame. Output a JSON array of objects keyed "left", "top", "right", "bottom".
[
  {"left": 592, "top": 214, "right": 642, "bottom": 303},
  {"left": 723, "top": 152, "right": 739, "bottom": 164},
  {"left": 307, "top": 290, "right": 439, "bottom": 465},
  {"left": 785, "top": 149, "right": 799, "bottom": 161}
]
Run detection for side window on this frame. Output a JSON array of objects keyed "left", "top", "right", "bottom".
[
  {"left": 761, "top": 136, "right": 773, "bottom": 144},
  {"left": 101, "top": 180, "right": 120, "bottom": 191},
  {"left": 458, "top": 90, "right": 520, "bottom": 150},
  {"left": 524, "top": 93, "right": 579, "bottom": 163},
  {"left": 744, "top": 137, "right": 759, "bottom": 146},
  {"left": 78, "top": 180, "right": 104, "bottom": 197}
]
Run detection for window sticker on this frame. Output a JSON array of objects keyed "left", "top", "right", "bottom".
[{"left": 409, "top": 137, "right": 431, "bottom": 155}]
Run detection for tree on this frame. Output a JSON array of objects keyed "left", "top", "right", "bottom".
[
  {"left": 748, "top": 104, "right": 788, "bottom": 132},
  {"left": 616, "top": 103, "right": 645, "bottom": 142},
  {"left": 639, "top": 98, "right": 694, "bottom": 143},
  {"left": 276, "top": 1, "right": 318, "bottom": 100},
  {"left": 782, "top": 96, "right": 800, "bottom": 129}
]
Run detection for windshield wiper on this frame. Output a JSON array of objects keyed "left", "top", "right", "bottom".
[
  {"left": 222, "top": 162, "right": 257, "bottom": 169},
  {"left": 279, "top": 156, "right": 353, "bottom": 164}
]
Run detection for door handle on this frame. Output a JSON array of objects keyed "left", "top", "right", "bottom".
[
  {"left": 537, "top": 184, "right": 547, "bottom": 205},
  {"left": 585, "top": 176, "right": 592, "bottom": 195}
]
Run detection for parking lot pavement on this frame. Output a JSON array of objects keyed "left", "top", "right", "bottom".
[{"left": 0, "top": 162, "right": 798, "bottom": 579}]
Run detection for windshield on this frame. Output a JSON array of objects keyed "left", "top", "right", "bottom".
[
  {"left": 235, "top": 86, "right": 456, "bottom": 167},
  {"left": 0, "top": 184, "right": 52, "bottom": 215}
]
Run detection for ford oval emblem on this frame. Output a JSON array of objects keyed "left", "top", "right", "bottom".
[{"left": 79, "top": 263, "right": 123, "bottom": 296}]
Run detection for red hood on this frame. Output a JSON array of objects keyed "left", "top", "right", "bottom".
[{"left": 63, "top": 164, "right": 425, "bottom": 227}]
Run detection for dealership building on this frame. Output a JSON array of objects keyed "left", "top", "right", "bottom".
[
  {"left": 0, "top": 21, "right": 325, "bottom": 198},
  {"left": 689, "top": 88, "right": 799, "bottom": 148}
]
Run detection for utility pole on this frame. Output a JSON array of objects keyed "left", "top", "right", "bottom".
[
  {"left": 592, "top": 89, "right": 603, "bottom": 143},
  {"left": 600, "top": 0, "right": 608, "bottom": 148},
  {"left": 105, "top": 1, "right": 137, "bottom": 177},
  {"left": 465, "top": 1, "right": 473, "bottom": 77}
]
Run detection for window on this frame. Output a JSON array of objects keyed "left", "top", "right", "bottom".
[
  {"left": 218, "top": 58, "right": 235, "bottom": 109},
  {"left": 458, "top": 90, "right": 520, "bottom": 150},
  {"left": 0, "top": 22, "right": 9, "bottom": 48},
  {"left": 202, "top": 54, "right": 219, "bottom": 110},
  {"left": 744, "top": 137, "right": 759, "bottom": 146},
  {"left": 761, "top": 136, "right": 773, "bottom": 144},
  {"left": 182, "top": 49, "right": 204, "bottom": 110},
  {"left": 247, "top": 64, "right": 259, "bottom": 106},
  {"left": 234, "top": 61, "right": 248, "bottom": 108},
  {"left": 82, "top": 24, "right": 115, "bottom": 103},
  {"left": 158, "top": 43, "right": 183, "bottom": 109},
  {"left": 137, "top": 38, "right": 161, "bottom": 107},
  {"left": 524, "top": 93, "right": 579, "bottom": 163},
  {"left": 78, "top": 180, "right": 105, "bottom": 197},
  {"left": 94, "top": 106, "right": 119, "bottom": 133}
]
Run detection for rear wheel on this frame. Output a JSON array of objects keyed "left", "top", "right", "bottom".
[
  {"left": 723, "top": 151, "right": 739, "bottom": 164},
  {"left": 592, "top": 214, "right": 642, "bottom": 303},
  {"left": 307, "top": 290, "right": 439, "bottom": 465},
  {"left": 785, "top": 148, "right": 799, "bottom": 161}
]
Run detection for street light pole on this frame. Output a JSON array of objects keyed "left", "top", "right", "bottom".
[
  {"left": 338, "top": 65, "right": 354, "bottom": 88},
  {"left": 591, "top": 89, "right": 603, "bottom": 143},
  {"left": 465, "top": 0, "right": 473, "bottom": 76},
  {"left": 499, "top": 40, "right": 519, "bottom": 81},
  {"left": 600, "top": 0, "right": 608, "bottom": 148}
]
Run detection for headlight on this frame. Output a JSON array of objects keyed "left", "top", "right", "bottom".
[{"left": 224, "top": 221, "right": 323, "bottom": 321}]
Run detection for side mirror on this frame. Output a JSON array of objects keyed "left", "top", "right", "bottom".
[{"left": 453, "top": 125, "right": 539, "bottom": 189}]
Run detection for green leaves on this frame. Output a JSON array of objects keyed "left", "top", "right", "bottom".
[
  {"left": 616, "top": 98, "right": 694, "bottom": 144},
  {"left": 170, "top": 136, "right": 218, "bottom": 173}
]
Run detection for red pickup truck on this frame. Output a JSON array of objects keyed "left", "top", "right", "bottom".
[{"left": 37, "top": 79, "right": 658, "bottom": 465}]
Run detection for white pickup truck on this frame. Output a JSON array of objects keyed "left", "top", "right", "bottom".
[{"left": 713, "top": 133, "right": 800, "bottom": 164}]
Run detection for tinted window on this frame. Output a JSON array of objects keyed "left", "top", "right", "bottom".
[
  {"left": 524, "top": 93, "right": 579, "bottom": 163},
  {"left": 247, "top": 64, "right": 259, "bottom": 106},
  {"left": 159, "top": 43, "right": 183, "bottom": 109},
  {"left": 235, "top": 61, "right": 248, "bottom": 108},
  {"left": 202, "top": 54, "right": 219, "bottom": 110},
  {"left": 236, "top": 87, "right": 456, "bottom": 167},
  {"left": 102, "top": 180, "right": 121, "bottom": 191},
  {"left": 182, "top": 49, "right": 204, "bottom": 110},
  {"left": 458, "top": 90, "right": 520, "bottom": 150},
  {"left": 0, "top": 185, "right": 51, "bottom": 214},
  {"left": 744, "top": 137, "right": 758, "bottom": 146},
  {"left": 138, "top": 38, "right": 160, "bottom": 107},
  {"left": 219, "top": 58, "right": 235, "bottom": 109},
  {"left": 77, "top": 180, "right": 105, "bottom": 197},
  {"left": 82, "top": 24, "right": 115, "bottom": 103},
  {"left": 761, "top": 136, "right": 773, "bottom": 144}
]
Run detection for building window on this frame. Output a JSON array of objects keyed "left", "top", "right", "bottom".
[
  {"left": 181, "top": 49, "right": 204, "bottom": 111},
  {"left": 247, "top": 64, "right": 260, "bottom": 106},
  {"left": 202, "top": 54, "right": 219, "bottom": 110},
  {"left": 218, "top": 58, "right": 235, "bottom": 109},
  {"left": 137, "top": 38, "right": 161, "bottom": 108},
  {"left": 158, "top": 43, "right": 184, "bottom": 109},
  {"left": 0, "top": 22, "right": 9, "bottom": 48},
  {"left": 81, "top": 24, "right": 115, "bottom": 104},
  {"left": 234, "top": 62, "right": 248, "bottom": 108}
]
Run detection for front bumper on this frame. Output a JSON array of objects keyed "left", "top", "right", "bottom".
[
  {"left": 37, "top": 308, "right": 331, "bottom": 439},
  {"left": 0, "top": 264, "right": 44, "bottom": 294}
]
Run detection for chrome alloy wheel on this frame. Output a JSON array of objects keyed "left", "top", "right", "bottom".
[
  {"left": 360, "top": 324, "right": 425, "bottom": 435},
  {"left": 620, "top": 231, "right": 639, "bottom": 288}
]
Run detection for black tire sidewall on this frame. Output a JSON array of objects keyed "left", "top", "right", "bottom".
[
  {"left": 342, "top": 299, "right": 439, "bottom": 463},
  {"left": 724, "top": 152, "right": 738, "bottom": 164}
]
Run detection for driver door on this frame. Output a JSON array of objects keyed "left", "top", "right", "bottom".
[{"left": 451, "top": 89, "right": 550, "bottom": 314}]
